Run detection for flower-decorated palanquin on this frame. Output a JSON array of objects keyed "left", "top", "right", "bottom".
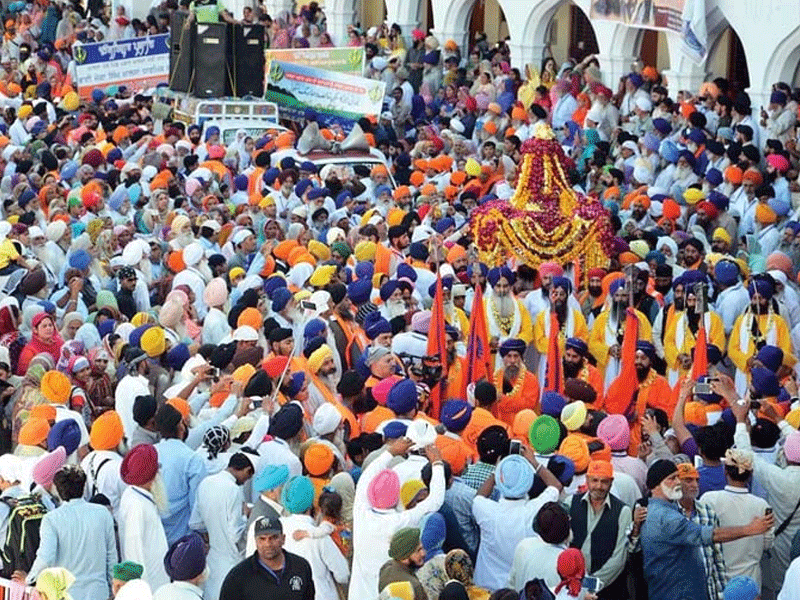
[{"left": 470, "top": 123, "right": 614, "bottom": 274}]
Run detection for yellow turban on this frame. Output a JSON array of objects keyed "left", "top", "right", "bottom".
[
  {"left": 307, "top": 240, "right": 330, "bottom": 261},
  {"left": 171, "top": 214, "right": 190, "bottom": 233},
  {"left": 354, "top": 241, "right": 377, "bottom": 262},
  {"left": 712, "top": 227, "right": 731, "bottom": 244},
  {"left": 140, "top": 326, "right": 166, "bottom": 358},
  {"left": 229, "top": 267, "right": 246, "bottom": 281},
  {"left": 387, "top": 207, "right": 406, "bottom": 227},
  {"left": 232, "top": 364, "right": 257, "bottom": 384},
  {"left": 560, "top": 401, "right": 587, "bottom": 431},
  {"left": 683, "top": 188, "right": 705, "bottom": 205},
  {"left": 18, "top": 104, "right": 32, "bottom": 119},
  {"left": 308, "top": 344, "right": 333, "bottom": 374},
  {"left": 400, "top": 479, "right": 426, "bottom": 508},
  {"left": 465, "top": 157, "right": 481, "bottom": 177},
  {"left": 36, "top": 567, "right": 75, "bottom": 600},
  {"left": 786, "top": 408, "right": 800, "bottom": 430},
  {"left": 62, "top": 92, "right": 80, "bottom": 112},
  {"left": 90, "top": 411, "right": 124, "bottom": 451},
  {"left": 130, "top": 312, "right": 153, "bottom": 327},
  {"left": 309, "top": 265, "right": 336, "bottom": 288},
  {"left": 41, "top": 371, "right": 71, "bottom": 404},
  {"left": 381, "top": 581, "right": 414, "bottom": 600},
  {"left": 19, "top": 417, "right": 50, "bottom": 446}
]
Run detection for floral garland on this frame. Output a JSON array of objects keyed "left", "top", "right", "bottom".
[{"left": 470, "top": 124, "right": 614, "bottom": 277}]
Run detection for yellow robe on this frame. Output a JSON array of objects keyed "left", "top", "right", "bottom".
[
  {"left": 588, "top": 309, "right": 653, "bottom": 371},
  {"left": 532, "top": 308, "right": 589, "bottom": 355},
  {"left": 664, "top": 311, "right": 726, "bottom": 372},
  {"left": 728, "top": 312, "right": 795, "bottom": 372}
]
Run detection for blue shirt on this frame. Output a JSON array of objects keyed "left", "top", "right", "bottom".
[
  {"left": 698, "top": 464, "right": 726, "bottom": 497},
  {"left": 155, "top": 437, "right": 207, "bottom": 545},
  {"left": 641, "top": 497, "right": 714, "bottom": 600}
]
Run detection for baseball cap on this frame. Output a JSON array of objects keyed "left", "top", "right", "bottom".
[{"left": 254, "top": 516, "right": 283, "bottom": 536}]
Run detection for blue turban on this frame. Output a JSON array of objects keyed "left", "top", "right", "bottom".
[
  {"left": 636, "top": 341, "right": 657, "bottom": 362},
  {"left": 263, "top": 276, "right": 287, "bottom": 296},
  {"left": 164, "top": 533, "right": 206, "bottom": 581},
  {"left": 364, "top": 314, "right": 391, "bottom": 340},
  {"left": 307, "top": 187, "right": 328, "bottom": 201},
  {"left": 380, "top": 280, "right": 400, "bottom": 302},
  {"left": 565, "top": 338, "right": 588, "bottom": 356},
  {"left": 708, "top": 190, "right": 729, "bottom": 211},
  {"left": 285, "top": 373, "right": 306, "bottom": 400},
  {"left": 435, "top": 217, "right": 455, "bottom": 234},
  {"left": 547, "top": 454, "right": 576, "bottom": 485},
  {"left": 499, "top": 338, "right": 526, "bottom": 357},
  {"left": 253, "top": 464, "right": 290, "bottom": 492},
  {"left": 303, "top": 319, "right": 327, "bottom": 342},
  {"left": 166, "top": 343, "right": 191, "bottom": 371},
  {"left": 97, "top": 319, "right": 116, "bottom": 339},
  {"left": 420, "top": 513, "right": 447, "bottom": 558},
  {"left": 205, "top": 126, "right": 220, "bottom": 141},
  {"left": 653, "top": 118, "right": 672, "bottom": 135},
  {"left": 271, "top": 287, "right": 293, "bottom": 313},
  {"left": 396, "top": 263, "right": 417, "bottom": 282},
  {"left": 487, "top": 266, "right": 515, "bottom": 287},
  {"left": 263, "top": 167, "right": 281, "bottom": 185},
  {"left": 714, "top": 260, "right": 739, "bottom": 287},
  {"left": 608, "top": 277, "right": 626, "bottom": 296},
  {"left": 281, "top": 475, "right": 316, "bottom": 514},
  {"left": 495, "top": 454, "right": 534, "bottom": 499},
  {"left": 409, "top": 243, "right": 429, "bottom": 261},
  {"left": 383, "top": 421, "right": 408, "bottom": 439},
  {"left": 336, "top": 190, "right": 352, "bottom": 208},
  {"left": 387, "top": 379, "right": 418, "bottom": 415},
  {"left": 347, "top": 278, "right": 372, "bottom": 305},
  {"left": 47, "top": 419, "right": 81, "bottom": 455},
  {"left": 723, "top": 576, "right": 760, "bottom": 600},
  {"left": 551, "top": 276, "right": 571, "bottom": 293},
  {"left": 748, "top": 278, "right": 774, "bottom": 300},
  {"left": 750, "top": 366, "right": 781, "bottom": 398},
  {"left": 628, "top": 72, "right": 643, "bottom": 88},
  {"left": 540, "top": 391, "right": 566, "bottom": 418},
  {"left": 756, "top": 345, "right": 783, "bottom": 373},
  {"left": 68, "top": 250, "right": 91, "bottom": 271},
  {"left": 467, "top": 263, "right": 488, "bottom": 278},
  {"left": 355, "top": 261, "right": 374, "bottom": 280},
  {"left": 295, "top": 179, "right": 313, "bottom": 198},
  {"left": 645, "top": 251, "right": 666, "bottom": 265},
  {"left": 441, "top": 400, "right": 473, "bottom": 432},
  {"left": 659, "top": 140, "right": 679, "bottom": 164},
  {"left": 129, "top": 324, "right": 154, "bottom": 349}
]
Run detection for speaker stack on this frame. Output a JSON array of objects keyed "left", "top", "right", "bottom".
[{"left": 167, "top": 17, "right": 266, "bottom": 99}]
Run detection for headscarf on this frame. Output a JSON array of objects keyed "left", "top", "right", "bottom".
[
  {"left": 35, "top": 567, "right": 75, "bottom": 600},
  {"left": 554, "top": 548, "right": 585, "bottom": 597},
  {"left": 202, "top": 425, "right": 231, "bottom": 460},
  {"left": 56, "top": 340, "right": 85, "bottom": 374}
]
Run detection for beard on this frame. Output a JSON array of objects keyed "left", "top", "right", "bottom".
[
  {"left": 177, "top": 231, "right": 194, "bottom": 247},
  {"left": 553, "top": 300, "right": 567, "bottom": 325},
  {"left": 673, "top": 297, "right": 685, "bottom": 311},
  {"left": 674, "top": 165, "right": 692, "bottom": 181},
  {"left": 661, "top": 481, "right": 683, "bottom": 501},
  {"left": 563, "top": 359, "right": 582, "bottom": 378},
  {"left": 387, "top": 298, "right": 406, "bottom": 318},
  {"left": 752, "top": 301, "right": 768, "bottom": 315},
  {"left": 150, "top": 473, "right": 168, "bottom": 514},
  {"left": 588, "top": 284, "right": 602, "bottom": 298},
  {"left": 635, "top": 364, "right": 650, "bottom": 382},
  {"left": 495, "top": 295, "right": 514, "bottom": 318},
  {"left": 504, "top": 364, "right": 520, "bottom": 383},
  {"left": 138, "top": 259, "right": 153, "bottom": 286},
  {"left": 655, "top": 283, "right": 671, "bottom": 295},
  {"left": 611, "top": 300, "right": 626, "bottom": 323}
]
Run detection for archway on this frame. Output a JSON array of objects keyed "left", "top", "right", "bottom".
[
  {"left": 532, "top": 1, "right": 599, "bottom": 66},
  {"left": 431, "top": 0, "right": 507, "bottom": 57},
  {"left": 706, "top": 26, "right": 750, "bottom": 92}
]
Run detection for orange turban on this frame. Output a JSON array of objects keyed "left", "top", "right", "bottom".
[
  {"left": 166, "top": 398, "right": 191, "bottom": 418},
  {"left": 662, "top": 199, "right": 681, "bottom": 220},
  {"left": 632, "top": 194, "right": 651, "bottom": 209},
  {"left": 41, "top": 371, "right": 71, "bottom": 404},
  {"left": 450, "top": 171, "right": 467, "bottom": 186},
  {"left": 273, "top": 240, "right": 299, "bottom": 261},
  {"left": 420, "top": 183, "right": 437, "bottom": 196},
  {"left": 303, "top": 443, "right": 335, "bottom": 476},
  {"left": 90, "top": 410, "right": 124, "bottom": 451},
  {"left": 559, "top": 435, "right": 590, "bottom": 473},
  {"left": 743, "top": 169, "right": 763, "bottom": 186},
  {"left": 756, "top": 203, "right": 777, "bottom": 225},
  {"left": 410, "top": 171, "right": 425, "bottom": 187},
  {"left": 19, "top": 417, "right": 50, "bottom": 446},
  {"left": 725, "top": 166, "right": 743, "bottom": 184},
  {"left": 30, "top": 405, "right": 56, "bottom": 421},
  {"left": 586, "top": 459, "right": 614, "bottom": 479},
  {"left": 447, "top": 244, "right": 467, "bottom": 264},
  {"left": 237, "top": 307, "right": 263, "bottom": 331},
  {"left": 393, "top": 185, "right": 411, "bottom": 200},
  {"left": 619, "top": 252, "right": 639, "bottom": 265},
  {"left": 603, "top": 186, "right": 620, "bottom": 200},
  {"left": 677, "top": 462, "right": 699, "bottom": 479}
]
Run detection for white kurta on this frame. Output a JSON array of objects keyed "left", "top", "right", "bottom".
[
  {"left": 115, "top": 374, "right": 151, "bottom": 442},
  {"left": 153, "top": 581, "right": 206, "bottom": 600},
  {"left": 202, "top": 307, "right": 231, "bottom": 346},
  {"left": 348, "top": 450, "right": 446, "bottom": 600},
  {"left": 80, "top": 450, "right": 125, "bottom": 517},
  {"left": 118, "top": 485, "right": 170, "bottom": 591},
  {"left": 189, "top": 470, "right": 247, "bottom": 600}
]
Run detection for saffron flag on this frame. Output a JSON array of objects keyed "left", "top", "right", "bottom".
[
  {"left": 426, "top": 274, "right": 448, "bottom": 418},
  {"left": 605, "top": 307, "right": 640, "bottom": 416},
  {"left": 545, "top": 312, "right": 564, "bottom": 393},
  {"left": 465, "top": 283, "right": 492, "bottom": 395},
  {"left": 691, "top": 319, "right": 708, "bottom": 380}
]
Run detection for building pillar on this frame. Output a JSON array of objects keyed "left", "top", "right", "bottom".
[
  {"left": 507, "top": 42, "right": 546, "bottom": 71},
  {"left": 596, "top": 53, "right": 639, "bottom": 91},
  {"left": 263, "top": 0, "right": 293, "bottom": 19},
  {"left": 385, "top": 0, "right": 422, "bottom": 48},
  {"left": 325, "top": 0, "right": 359, "bottom": 46}
]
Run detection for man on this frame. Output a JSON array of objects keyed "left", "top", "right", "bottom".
[
  {"left": 115, "top": 348, "right": 152, "bottom": 441},
  {"left": 111, "top": 562, "right": 143, "bottom": 597},
  {"left": 81, "top": 410, "right": 126, "bottom": 516},
  {"left": 327, "top": 282, "right": 367, "bottom": 370},
  {"left": 246, "top": 464, "right": 289, "bottom": 556},
  {"left": 220, "top": 516, "right": 315, "bottom": 600},
  {"left": 190, "top": 452, "right": 254, "bottom": 600},
  {"left": 485, "top": 267, "right": 533, "bottom": 361},
  {"left": 579, "top": 268, "right": 607, "bottom": 323},
  {"left": 508, "top": 501, "right": 571, "bottom": 591},
  {"left": 714, "top": 260, "right": 750, "bottom": 336},
  {"left": 493, "top": 339, "right": 540, "bottom": 426},
  {"left": 378, "top": 527, "right": 426, "bottom": 600},
  {"left": 153, "top": 404, "right": 207, "bottom": 545},
  {"left": 473, "top": 448, "right": 563, "bottom": 590},
  {"left": 589, "top": 277, "right": 652, "bottom": 391},
  {"left": 281, "top": 475, "right": 349, "bottom": 600},
  {"left": 153, "top": 532, "right": 207, "bottom": 600},
  {"left": 568, "top": 460, "right": 632, "bottom": 599},
  {"left": 728, "top": 277, "right": 794, "bottom": 396},
  {"left": 702, "top": 448, "right": 774, "bottom": 585},
  {"left": 533, "top": 277, "right": 589, "bottom": 389},
  {"left": 675, "top": 462, "right": 728, "bottom": 600},
  {"left": 25, "top": 466, "right": 116, "bottom": 600},
  {"left": 118, "top": 444, "right": 170, "bottom": 590},
  {"left": 349, "top": 438, "right": 445, "bottom": 600},
  {"left": 129, "top": 395, "right": 160, "bottom": 447},
  {"left": 640, "top": 459, "right": 773, "bottom": 600},
  {"left": 172, "top": 242, "right": 209, "bottom": 320},
  {"left": 562, "top": 337, "right": 604, "bottom": 407}
]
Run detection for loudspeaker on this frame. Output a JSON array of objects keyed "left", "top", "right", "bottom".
[
  {"left": 194, "top": 22, "right": 230, "bottom": 98},
  {"left": 231, "top": 24, "right": 265, "bottom": 97},
  {"left": 169, "top": 12, "right": 193, "bottom": 93}
]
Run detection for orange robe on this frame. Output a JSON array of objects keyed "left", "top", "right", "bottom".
[
  {"left": 435, "top": 433, "right": 477, "bottom": 475},
  {"left": 445, "top": 356, "right": 467, "bottom": 402},
  {"left": 492, "top": 367, "right": 540, "bottom": 427},
  {"left": 461, "top": 407, "right": 509, "bottom": 452},
  {"left": 576, "top": 363, "right": 605, "bottom": 409},
  {"left": 628, "top": 371, "right": 673, "bottom": 455}
]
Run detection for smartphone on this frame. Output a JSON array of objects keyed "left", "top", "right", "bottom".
[
  {"left": 582, "top": 576, "right": 602, "bottom": 593},
  {"left": 694, "top": 454, "right": 703, "bottom": 469},
  {"left": 300, "top": 300, "right": 316, "bottom": 311},
  {"left": 251, "top": 399, "right": 263, "bottom": 409},
  {"left": 508, "top": 440, "right": 521, "bottom": 455},
  {"left": 765, "top": 507, "right": 773, "bottom": 516},
  {"left": 694, "top": 382, "right": 712, "bottom": 395},
  {"left": 210, "top": 367, "right": 220, "bottom": 382}
]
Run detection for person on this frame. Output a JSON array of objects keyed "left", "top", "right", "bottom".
[
  {"left": 24, "top": 465, "right": 116, "bottom": 600},
  {"left": 219, "top": 515, "right": 315, "bottom": 600},
  {"left": 508, "top": 501, "right": 571, "bottom": 591},
  {"left": 379, "top": 527, "right": 427, "bottom": 600},
  {"left": 111, "top": 562, "right": 144, "bottom": 597},
  {"left": 17, "top": 313, "right": 63, "bottom": 375},
  {"left": 153, "top": 532, "right": 208, "bottom": 600},
  {"left": 640, "top": 459, "right": 773, "bottom": 600},
  {"left": 568, "top": 460, "right": 632, "bottom": 598},
  {"left": 190, "top": 452, "right": 254, "bottom": 600},
  {"left": 117, "top": 444, "right": 170, "bottom": 590}
]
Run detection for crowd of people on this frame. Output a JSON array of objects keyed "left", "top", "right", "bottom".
[{"left": 0, "top": 2, "right": 799, "bottom": 600}]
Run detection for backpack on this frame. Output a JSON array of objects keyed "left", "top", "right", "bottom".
[{"left": 1, "top": 493, "right": 47, "bottom": 577}]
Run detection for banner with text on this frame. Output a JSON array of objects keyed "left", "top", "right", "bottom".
[
  {"left": 74, "top": 35, "right": 169, "bottom": 99},
  {"left": 264, "top": 47, "right": 365, "bottom": 75},
  {"left": 265, "top": 60, "right": 384, "bottom": 128},
  {"left": 589, "top": 0, "right": 685, "bottom": 33}
]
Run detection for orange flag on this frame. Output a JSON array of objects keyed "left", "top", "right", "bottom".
[
  {"left": 605, "top": 307, "right": 640, "bottom": 416},
  {"left": 691, "top": 319, "right": 708, "bottom": 380},
  {"left": 545, "top": 312, "right": 564, "bottom": 393},
  {"left": 465, "top": 283, "right": 493, "bottom": 395},
  {"left": 426, "top": 274, "right": 448, "bottom": 419}
]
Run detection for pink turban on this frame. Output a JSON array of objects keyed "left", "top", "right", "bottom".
[
  {"left": 32, "top": 446, "right": 67, "bottom": 487},
  {"left": 411, "top": 310, "right": 432, "bottom": 334},
  {"left": 766, "top": 153, "right": 790, "bottom": 173},
  {"left": 596, "top": 414, "right": 631, "bottom": 452},
  {"left": 766, "top": 252, "right": 793, "bottom": 278},
  {"left": 203, "top": 278, "right": 228, "bottom": 308},
  {"left": 539, "top": 262, "right": 564, "bottom": 277},
  {"left": 785, "top": 431, "right": 800, "bottom": 463},
  {"left": 372, "top": 376, "right": 401, "bottom": 406},
  {"left": 367, "top": 469, "right": 400, "bottom": 509},
  {"left": 185, "top": 178, "right": 201, "bottom": 196}
]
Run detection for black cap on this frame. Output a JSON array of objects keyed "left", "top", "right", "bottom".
[{"left": 254, "top": 516, "right": 283, "bottom": 536}]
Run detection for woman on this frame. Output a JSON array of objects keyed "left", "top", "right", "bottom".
[
  {"left": 67, "top": 354, "right": 92, "bottom": 426},
  {"left": 541, "top": 56, "right": 558, "bottom": 89},
  {"left": 0, "top": 302, "right": 26, "bottom": 375},
  {"left": 17, "top": 313, "right": 63, "bottom": 375},
  {"left": 445, "top": 549, "right": 490, "bottom": 600},
  {"left": 35, "top": 567, "right": 75, "bottom": 600},
  {"left": 11, "top": 353, "right": 54, "bottom": 445},
  {"left": 85, "top": 347, "right": 115, "bottom": 419}
]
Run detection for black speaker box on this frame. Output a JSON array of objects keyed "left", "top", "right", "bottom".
[
  {"left": 194, "top": 22, "right": 231, "bottom": 98},
  {"left": 169, "top": 11, "right": 193, "bottom": 93},
  {"left": 230, "top": 24, "right": 265, "bottom": 97}
]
